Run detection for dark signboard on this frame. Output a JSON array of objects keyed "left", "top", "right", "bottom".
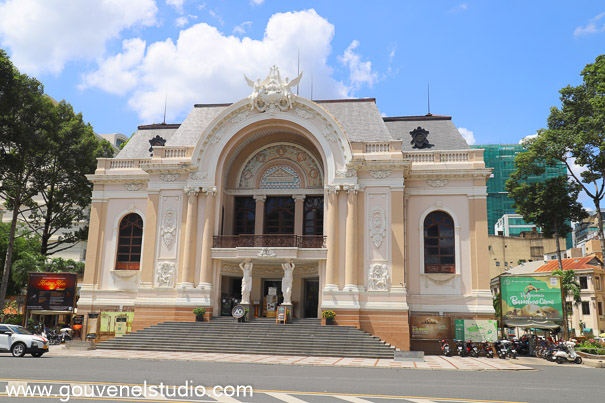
[
  {"left": 26, "top": 272, "right": 77, "bottom": 312},
  {"left": 231, "top": 305, "right": 245, "bottom": 319}
]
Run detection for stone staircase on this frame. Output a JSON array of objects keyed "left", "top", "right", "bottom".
[{"left": 96, "top": 317, "right": 396, "bottom": 358}]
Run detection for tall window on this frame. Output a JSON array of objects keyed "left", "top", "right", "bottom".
[
  {"left": 116, "top": 213, "right": 143, "bottom": 270},
  {"left": 264, "top": 197, "right": 295, "bottom": 234},
  {"left": 424, "top": 211, "right": 455, "bottom": 273},
  {"left": 233, "top": 197, "right": 256, "bottom": 235},
  {"left": 582, "top": 301, "right": 590, "bottom": 315},
  {"left": 580, "top": 276, "right": 588, "bottom": 290},
  {"left": 303, "top": 196, "right": 324, "bottom": 235}
]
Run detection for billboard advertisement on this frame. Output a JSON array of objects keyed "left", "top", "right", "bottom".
[
  {"left": 410, "top": 316, "right": 451, "bottom": 339},
  {"left": 500, "top": 276, "right": 563, "bottom": 325},
  {"left": 454, "top": 319, "right": 498, "bottom": 342},
  {"left": 26, "top": 272, "right": 77, "bottom": 312}
]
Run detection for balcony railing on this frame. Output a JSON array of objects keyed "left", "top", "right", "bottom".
[{"left": 213, "top": 235, "right": 326, "bottom": 248}]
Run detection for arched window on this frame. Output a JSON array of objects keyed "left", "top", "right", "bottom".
[
  {"left": 116, "top": 213, "right": 143, "bottom": 270},
  {"left": 424, "top": 211, "right": 455, "bottom": 273}
]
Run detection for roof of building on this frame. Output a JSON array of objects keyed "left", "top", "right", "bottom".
[
  {"left": 117, "top": 97, "right": 471, "bottom": 156},
  {"left": 506, "top": 260, "right": 547, "bottom": 275},
  {"left": 534, "top": 256, "right": 603, "bottom": 273},
  {"left": 384, "top": 115, "right": 470, "bottom": 151},
  {"left": 116, "top": 124, "right": 180, "bottom": 159}
]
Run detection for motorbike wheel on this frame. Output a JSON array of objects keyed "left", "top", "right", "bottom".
[
  {"left": 510, "top": 352, "right": 517, "bottom": 359},
  {"left": 498, "top": 353, "right": 506, "bottom": 359},
  {"left": 574, "top": 357, "right": 583, "bottom": 364},
  {"left": 487, "top": 352, "right": 494, "bottom": 358},
  {"left": 556, "top": 356, "right": 566, "bottom": 364},
  {"left": 471, "top": 351, "right": 478, "bottom": 358}
]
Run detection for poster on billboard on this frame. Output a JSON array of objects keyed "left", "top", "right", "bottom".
[
  {"left": 500, "top": 276, "right": 563, "bottom": 325},
  {"left": 26, "top": 272, "right": 77, "bottom": 312},
  {"left": 454, "top": 319, "right": 498, "bottom": 342},
  {"left": 410, "top": 316, "right": 451, "bottom": 339}
]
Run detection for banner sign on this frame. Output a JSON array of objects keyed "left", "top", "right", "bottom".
[
  {"left": 500, "top": 276, "right": 563, "bottom": 324},
  {"left": 26, "top": 272, "right": 77, "bottom": 312},
  {"left": 410, "top": 316, "right": 451, "bottom": 339},
  {"left": 454, "top": 319, "right": 498, "bottom": 342}
]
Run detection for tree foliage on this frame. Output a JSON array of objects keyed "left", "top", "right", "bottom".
[
  {"left": 553, "top": 268, "right": 582, "bottom": 338},
  {"left": 506, "top": 174, "right": 587, "bottom": 270},
  {"left": 0, "top": 50, "right": 108, "bottom": 304},
  {"left": 525, "top": 54, "right": 605, "bottom": 259}
]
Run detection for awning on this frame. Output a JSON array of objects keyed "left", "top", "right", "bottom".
[
  {"left": 504, "top": 319, "right": 561, "bottom": 329},
  {"left": 582, "top": 328, "right": 592, "bottom": 333}
]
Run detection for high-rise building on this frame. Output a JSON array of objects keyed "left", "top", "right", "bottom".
[{"left": 471, "top": 144, "right": 571, "bottom": 247}]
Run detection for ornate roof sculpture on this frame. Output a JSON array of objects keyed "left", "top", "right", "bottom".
[{"left": 244, "top": 65, "right": 303, "bottom": 113}]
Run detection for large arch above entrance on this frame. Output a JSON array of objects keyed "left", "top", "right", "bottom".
[{"left": 190, "top": 97, "right": 353, "bottom": 186}]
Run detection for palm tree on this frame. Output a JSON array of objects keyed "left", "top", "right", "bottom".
[{"left": 553, "top": 269, "right": 581, "bottom": 339}]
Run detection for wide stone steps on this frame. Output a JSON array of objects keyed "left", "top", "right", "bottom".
[{"left": 96, "top": 319, "right": 395, "bottom": 359}]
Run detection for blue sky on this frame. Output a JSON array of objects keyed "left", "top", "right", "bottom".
[{"left": 0, "top": 1, "right": 604, "bottom": 146}]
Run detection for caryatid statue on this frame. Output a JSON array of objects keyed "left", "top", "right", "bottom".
[
  {"left": 281, "top": 260, "right": 295, "bottom": 305},
  {"left": 239, "top": 259, "right": 253, "bottom": 305}
]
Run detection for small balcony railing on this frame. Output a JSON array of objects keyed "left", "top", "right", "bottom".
[{"left": 213, "top": 235, "right": 326, "bottom": 248}]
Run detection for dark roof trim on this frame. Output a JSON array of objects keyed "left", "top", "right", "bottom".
[
  {"left": 315, "top": 98, "right": 376, "bottom": 104},
  {"left": 138, "top": 123, "right": 181, "bottom": 130},
  {"left": 194, "top": 103, "right": 233, "bottom": 108},
  {"left": 383, "top": 115, "right": 451, "bottom": 122}
]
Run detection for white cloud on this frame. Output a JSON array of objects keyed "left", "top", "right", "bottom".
[
  {"left": 176, "top": 16, "right": 189, "bottom": 28},
  {"left": 79, "top": 38, "right": 146, "bottom": 95},
  {"left": 519, "top": 133, "right": 538, "bottom": 144},
  {"left": 233, "top": 21, "right": 253, "bottom": 36},
  {"left": 82, "top": 9, "right": 353, "bottom": 123},
  {"left": 0, "top": 0, "right": 157, "bottom": 75},
  {"left": 449, "top": 3, "right": 468, "bottom": 13},
  {"left": 574, "top": 12, "right": 605, "bottom": 37},
  {"left": 250, "top": 0, "right": 264, "bottom": 5},
  {"left": 338, "top": 40, "right": 379, "bottom": 91},
  {"left": 166, "top": 0, "right": 185, "bottom": 13},
  {"left": 457, "top": 127, "right": 476, "bottom": 145}
]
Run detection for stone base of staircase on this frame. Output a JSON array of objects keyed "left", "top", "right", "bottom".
[{"left": 96, "top": 317, "right": 395, "bottom": 359}]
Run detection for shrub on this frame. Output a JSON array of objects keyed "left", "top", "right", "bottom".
[{"left": 193, "top": 307, "right": 206, "bottom": 316}]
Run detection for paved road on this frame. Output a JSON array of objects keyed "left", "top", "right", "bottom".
[{"left": 0, "top": 355, "right": 601, "bottom": 402}]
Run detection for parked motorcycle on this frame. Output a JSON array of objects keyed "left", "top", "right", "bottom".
[
  {"left": 454, "top": 339, "right": 466, "bottom": 357},
  {"left": 493, "top": 340, "right": 507, "bottom": 359},
  {"left": 503, "top": 339, "right": 517, "bottom": 359},
  {"left": 554, "top": 341, "right": 582, "bottom": 364},
  {"left": 440, "top": 339, "right": 452, "bottom": 356},
  {"left": 466, "top": 340, "right": 479, "bottom": 358},
  {"left": 482, "top": 341, "right": 494, "bottom": 358}
]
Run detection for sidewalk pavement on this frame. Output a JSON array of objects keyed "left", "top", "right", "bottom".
[{"left": 46, "top": 345, "right": 532, "bottom": 371}]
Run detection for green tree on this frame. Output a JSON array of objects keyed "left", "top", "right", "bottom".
[
  {"left": 0, "top": 50, "right": 52, "bottom": 305},
  {"left": 527, "top": 54, "right": 605, "bottom": 258},
  {"left": 553, "top": 269, "right": 581, "bottom": 339},
  {"left": 25, "top": 100, "right": 114, "bottom": 256},
  {"left": 0, "top": 222, "right": 43, "bottom": 296},
  {"left": 506, "top": 174, "right": 587, "bottom": 271}
]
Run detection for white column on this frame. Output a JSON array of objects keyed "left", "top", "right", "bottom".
[
  {"left": 344, "top": 185, "right": 359, "bottom": 292},
  {"left": 178, "top": 186, "right": 199, "bottom": 288},
  {"left": 253, "top": 194, "right": 266, "bottom": 235},
  {"left": 324, "top": 185, "right": 340, "bottom": 291},
  {"left": 198, "top": 187, "right": 216, "bottom": 289}
]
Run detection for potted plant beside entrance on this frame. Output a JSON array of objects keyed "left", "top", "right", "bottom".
[
  {"left": 322, "top": 310, "right": 336, "bottom": 326},
  {"left": 193, "top": 307, "right": 206, "bottom": 322}
]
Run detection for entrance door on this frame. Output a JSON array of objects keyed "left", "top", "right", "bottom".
[{"left": 304, "top": 278, "right": 319, "bottom": 318}]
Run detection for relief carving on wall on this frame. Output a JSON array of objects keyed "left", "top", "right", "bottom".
[
  {"left": 257, "top": 247, "right": 276, "bottom": 257},
  {"left": 124, "top": 183, "right": 143, "bottom": 191},
  {"left": 155, "top": 262, "right": 175, "bottom": 287},
  {"left": 295, "top": 107, "right": 314, "bottom": 119},
  {"left": 189, "top": 171, "right": 208, "bottom": 180},
  {"left": 160, "top": 209, "right": 177, "bottom": 248},
  {"left": 426, "top": 179, "right": 449, "bottom": 187},
  {"left": 336, "top": 168, "right": 357, "bottom": 178},
  {"left": 368, "top": 263, "right": 390, "bottom": 291},
  {"left": 160, "top": 173, "right": 180, "bottom": 182},
  {"left": 369, "top": 207, "right": 387, "bottom": 248},
  {"left": 368, "top": 170, "right": 392, "bottom": 179}
]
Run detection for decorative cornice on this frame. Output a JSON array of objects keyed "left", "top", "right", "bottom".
[
  {"left": 253, "top": 194, "right": 267, "bottom": 202},
  {"left": 203, "top": 186, "right": 217, "bottom": 196},
  {"left": 123, "top": 183, "right": 144, "bottom": 191},
  {"left": 183, "top": 186, "right": 200, "bottom": 196},
  {"left": 325, "top": 185, "right": 341, "bottom": 194},
  {"left": 292, "top": 194, "right": 307, "bottom": 201},
  {"left": 343, "top": 184, "right": 360, "bottom": 194}
]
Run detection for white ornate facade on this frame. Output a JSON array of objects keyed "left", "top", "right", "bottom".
[{"left": 79, "top": 67, "right": 494, "bottom": 350}]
